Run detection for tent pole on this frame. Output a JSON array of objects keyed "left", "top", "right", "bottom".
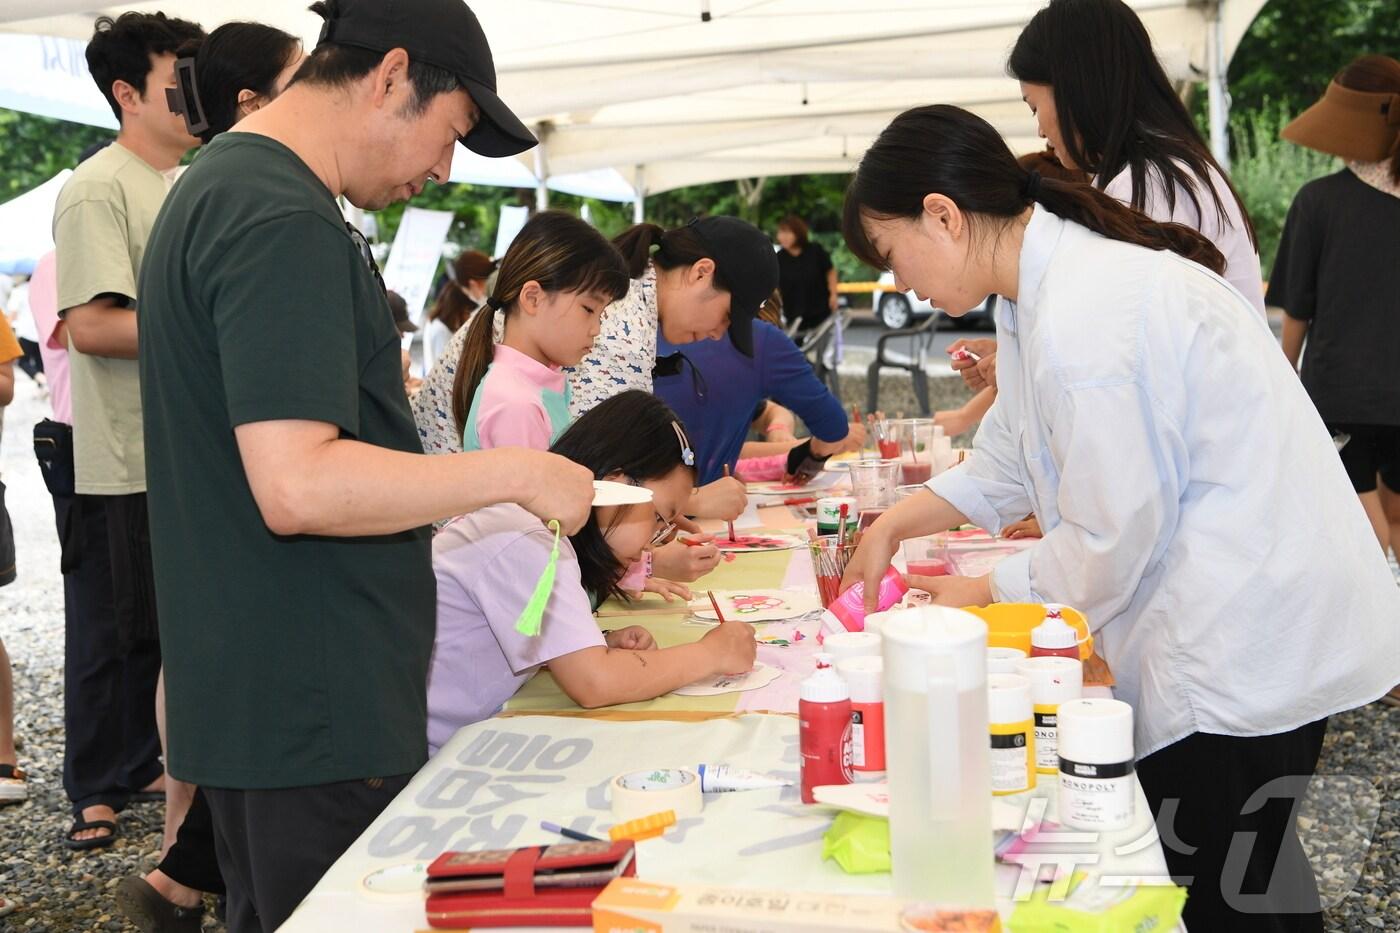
[
  {"left": 633, "top": 165, "right": 646, "bottom": 223},
  {"left": 533, "top": 131, "right": 550, "bottom": 211},
  {"left": 1205, "top": 0, "right": 1230, "bottom": 170}
]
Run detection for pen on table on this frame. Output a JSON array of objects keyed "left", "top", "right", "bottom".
[
  {"left": 723, "top": 464, "right": 736, "bottom": 543},
  {"left": 541, "top": 820, "right": 603, "bottom": 843}
]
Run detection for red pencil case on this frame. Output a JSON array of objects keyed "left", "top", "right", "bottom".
[{"left": 424, "top": 840, "right": 637, "bottom": 928}]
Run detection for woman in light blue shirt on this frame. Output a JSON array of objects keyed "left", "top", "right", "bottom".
[{"left": 840, "top": 105, "right": 1399, "bottom": 933}]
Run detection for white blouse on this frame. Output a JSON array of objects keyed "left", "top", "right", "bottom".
[
  {"left": 928, "top": 206, "right": 1399, "bottom": 759},
  {"left": 1103, "top": 162, "right": 1266, "bottom": 317}
]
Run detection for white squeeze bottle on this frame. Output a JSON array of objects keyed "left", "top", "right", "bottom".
[{"left": 1030, "top": 603, "right": 1081, "bottom": 660}]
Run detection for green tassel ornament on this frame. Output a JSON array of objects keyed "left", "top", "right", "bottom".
[{"left": 514, "top": 519, "right": 562, "bottom": 636}]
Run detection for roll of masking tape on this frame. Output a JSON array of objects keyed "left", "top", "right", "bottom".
[{"left": 609, "top": 768, "right": 704, "bottom": 821}]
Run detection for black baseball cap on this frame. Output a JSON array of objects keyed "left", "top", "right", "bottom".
[
  {"left": 687, "top": 216, "right": 779, "bottom": 357},
  {"left": 313, "top": 0, "right": 537, "bottom": 157}
]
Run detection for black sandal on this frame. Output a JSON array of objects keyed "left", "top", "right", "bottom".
[{"left": 64, "top": 817, "right": 118, "bottom": 851}]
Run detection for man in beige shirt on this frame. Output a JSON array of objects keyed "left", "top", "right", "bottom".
[{"left": 51, "top": 11, "right": 203, "bottom": 867}]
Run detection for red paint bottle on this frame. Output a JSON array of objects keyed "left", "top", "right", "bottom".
[
  {"left": 800, "top": 653, "right": 854, "bottom": 803},
  {"left": 1030, "top": 604, "right": 1081, "bottom": 660}
]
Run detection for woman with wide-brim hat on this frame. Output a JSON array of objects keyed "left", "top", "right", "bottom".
[{"left": 1270, "top": 56, "right": 1400, "bottom": 580}]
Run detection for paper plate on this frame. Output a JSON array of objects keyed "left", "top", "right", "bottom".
[
  {"left": 592, "top": 480, "right": 653, "bottom": 507},
  {"left": 673, "top": 662, "right": 782, "bottom": 696},
  {"left": 688, "top": 589, "right": 821, "bottom": 623}
]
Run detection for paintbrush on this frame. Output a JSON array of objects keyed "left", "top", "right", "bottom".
[
  {"left": 723, "top": 464, "right": 736, "bottom": 543},
  {"left": 708, "top": 590, "right": 728, "bottom": 624}
]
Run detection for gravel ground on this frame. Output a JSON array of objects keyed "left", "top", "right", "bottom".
[{"left": 1, "top": 375, "right": 1396, "bottom": 931}]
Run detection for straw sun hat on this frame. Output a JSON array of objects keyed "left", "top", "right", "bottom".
[{"left": 1282, "top": 79, "right": 1400, "bottom": 162}]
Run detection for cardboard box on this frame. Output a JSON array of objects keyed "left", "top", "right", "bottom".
[{"left": 592, "top": 878, "right": 1000, "bottom": 933}]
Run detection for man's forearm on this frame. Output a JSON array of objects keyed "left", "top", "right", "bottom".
[
  {"left": 65, "top": 304, "right": 139, "bottom": 359},
  {"left": 249, "top": 439, "right": 541, "bottom": 537}
]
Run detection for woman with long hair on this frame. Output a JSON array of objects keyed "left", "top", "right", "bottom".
[
  {"left": 425, "top": 250, "right": 494, "bottom": 373},
  {"left": 1008, "top": 0, "right": 1264, "bottom": 314},
  {"left": 838, "top": 104, "right": 1398, "bottom": 932},
  {"left": 1271, "top": 55, "right": 1400, "bottom": 612}
]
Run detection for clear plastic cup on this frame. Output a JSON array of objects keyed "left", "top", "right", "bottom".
[{"left": 848, "top": 458, "right": 901, "bottom": 511}]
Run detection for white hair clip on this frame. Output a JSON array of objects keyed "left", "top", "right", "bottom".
[{"left": 672, "top": 421, "right": 695, "bottom": 467}]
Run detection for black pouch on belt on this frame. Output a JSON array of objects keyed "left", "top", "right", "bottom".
[{"left": 33, "top": 418, "right": 75, "bottom": 498}]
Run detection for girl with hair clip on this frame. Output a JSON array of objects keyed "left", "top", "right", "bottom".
[
  {"left": 837, "top": 104, "right": 1399, "bottom": 933},
  {"left": 426, "top": 391, "right": 757, "bottom": 753},
  {"left": 1008, "top": 0, "right": 1264, "bottom": 315},
  {"left": 451, "top": 211, "right": 629, "bottom": 453}
]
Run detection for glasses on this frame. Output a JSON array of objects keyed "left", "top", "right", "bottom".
[
  {"left": 345, "top": 223, "right": 387, "bottom": 296},
  {"left": 626, "top": 478, "right": 680, "bottom": 546}
]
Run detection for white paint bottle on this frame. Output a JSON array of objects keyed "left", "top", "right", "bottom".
[
  {"left": 1016, "top": 656, "right": 1083, "bottom": 775},
  {"left": 1056, "top": 698, "right": 1135, "bottom": 831}
]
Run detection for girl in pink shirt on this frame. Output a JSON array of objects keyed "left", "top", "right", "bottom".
[{"left": 453, "top": 211, "right": 629, "bottom": 453}]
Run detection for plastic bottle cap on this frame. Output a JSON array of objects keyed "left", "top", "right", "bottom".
[
  {"left": 1031, "top": 610, "right": 1080, "bottom": 650},
  {"left": 1057, "top": 698, "right": 1134, "bottom": 763},
  {"left": 987, "top": 673, "right": 1032, "bottom": 724},
  {"left": 836, "top": 656, "right": 883, "bottom": 702},
  {"left": 987, "top": 647, "right": 1028, "bottom": 674},
  {"left": 801, "top": 652, "right": 851, "bottom": 703}
]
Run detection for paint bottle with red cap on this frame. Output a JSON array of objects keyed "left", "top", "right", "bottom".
[{"left": 800, "top": 653, "right": 854, "bottom": 802}]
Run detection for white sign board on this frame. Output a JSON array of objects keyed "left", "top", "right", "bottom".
[
  {"left": 493, "top": 204, "right": 531, "bottom": 259},
  {"left": 380, "top": 207, "right": 454, "bottom": 326},
  {"left": 0, "top": 34, "right": 117, "bottom": 129}
]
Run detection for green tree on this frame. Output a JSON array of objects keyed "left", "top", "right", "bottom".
[
  {"left": 1228, "top": 0, "right": 1400, "bottom": 119},
  {"left": 0, "top": 109, "right": 112, "bottom": 198},
  {"left": 1230, "top": 103, "right": 1338, "bottom": 273}
]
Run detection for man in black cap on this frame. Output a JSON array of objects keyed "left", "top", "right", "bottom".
[{"left": 138, "top": 1, "right": 593, "bottom": 927}]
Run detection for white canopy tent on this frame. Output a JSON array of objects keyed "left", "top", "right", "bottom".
[{"left": 0, "top": 0, "right": 1269, "bottom": 215}]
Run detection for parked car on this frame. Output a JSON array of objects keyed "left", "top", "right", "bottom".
[{"left": 873, "top": 271, "right": 995, "bottom": 330}]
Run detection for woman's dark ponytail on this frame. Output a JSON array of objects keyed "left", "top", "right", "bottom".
[
  {"left": 1031, "top": 177, "right": 1225, "bottom": 274},
  {"left": 610, "top": 222, "right": 734, "bottom": 294},
  {"left": 843, "top": 104, "right": 1225, "bottom": 278}
]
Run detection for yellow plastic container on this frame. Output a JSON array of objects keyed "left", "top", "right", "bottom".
[{"left": 960, "top": 604, "right": 1094, "bottom": 661}]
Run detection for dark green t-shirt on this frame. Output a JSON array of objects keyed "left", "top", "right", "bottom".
[{"left": 139, "top": 133, "right": 434, "bottom": 789}]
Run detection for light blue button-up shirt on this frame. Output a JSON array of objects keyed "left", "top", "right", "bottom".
[{"left": 929, "top": 207, "right": 1400, "bottom": 758}]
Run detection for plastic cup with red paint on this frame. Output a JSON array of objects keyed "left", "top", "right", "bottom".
[{"left": 903, "top": 536, "right": 951, "bottom": 578}]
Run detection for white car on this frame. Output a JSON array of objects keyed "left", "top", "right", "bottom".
[{"left": 873, "top": 271, "right": 995, "bottom": 330}]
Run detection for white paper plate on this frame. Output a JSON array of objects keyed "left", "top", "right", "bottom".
[
  {"left": 688, "top": 589, "right": 821, "bottom": 623},
  {"left": 592, "top": 480, "right": 653, "bottom": 507}
]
